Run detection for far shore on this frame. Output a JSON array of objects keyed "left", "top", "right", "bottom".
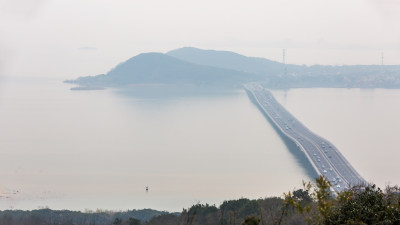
[{"left": 70, "top": 86, "right": 105, "bottom": 91}]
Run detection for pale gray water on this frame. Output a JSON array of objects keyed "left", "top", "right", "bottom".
[
  {"left": 1, "top": 79, "right": 399, "bottom": 212},
  {"left": 272, "top": 88, "right": 400, "bottom": 188},
  {"left": 0, "top": 77, "right": 308, "bottom": 211}
]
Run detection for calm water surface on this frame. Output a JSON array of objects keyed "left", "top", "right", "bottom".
[
  {"left": 1, "top": 78, "right": 399, "bottom": 211},
  {"left": 272, "top": 88, "right": 400, "bottom": 188},
  {"left": 0, "top": 77, "right": 308, "bottom": 211}
]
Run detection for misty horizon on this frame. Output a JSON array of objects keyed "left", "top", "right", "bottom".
[
  {"left": 1, "top": 0, "right": 400, "bottom": 79},
  {"left": 0, "top": 1, "right": 400, "bottom": 223}
]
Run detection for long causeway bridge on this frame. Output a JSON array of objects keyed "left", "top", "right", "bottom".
[{"left": 244, "top": 83, "right": 366, "bottom": 192}]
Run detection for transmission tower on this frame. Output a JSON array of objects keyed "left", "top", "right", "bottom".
[{"left": 283, "top": 49, "right": 287, "bottom": 76}]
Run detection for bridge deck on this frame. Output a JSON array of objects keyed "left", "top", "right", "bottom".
[{"left": 244, "top": 83, "right": 365, "bottom": 192}]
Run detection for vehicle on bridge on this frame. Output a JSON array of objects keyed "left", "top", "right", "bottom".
[{"left": 244, "top": 83, "right": 366, "bottom": 192}]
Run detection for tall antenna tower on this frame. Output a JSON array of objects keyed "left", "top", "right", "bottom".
[
  {"left": 283, "top": 49, "right": 286, "bottom": 65},
  {"left": 283, "top": 49, "right": 287, "bottom": 76},
  {"left": 381, "top": 51, "right": 384, "bottom": 66}
]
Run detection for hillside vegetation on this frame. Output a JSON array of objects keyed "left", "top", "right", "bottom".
[
  {"left": 65, "top": 52, "right": 262, "bottom": 88},
  {"left": 66, "top": 47, "right": 400, "bottom": 89}
]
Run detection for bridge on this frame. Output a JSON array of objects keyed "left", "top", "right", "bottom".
[{"left": 244, "top": 83, "right": 366, "bottom": 192}]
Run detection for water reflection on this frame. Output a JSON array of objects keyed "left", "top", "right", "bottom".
[
  {"left": 0, "top": 79, "right": 309, "bottom": 211},
  {"left": 111, "top": 85, "right": 242, "bottom": 101},
  {"left": 272, "top": 88, "right": 400, "bottom": 187}
]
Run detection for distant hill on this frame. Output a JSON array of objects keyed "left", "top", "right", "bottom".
[
  {"left": 66, "top": 52, "right": 263, "bottom": 88},
  {"left": 167, "top": 47, "right": 400, "bottom": 88},
  {"left": 66, "top": 47, "right": 400, "bottom": 89},
  {"left": 167, "top": 47, "right": 292, "bottom": 76}
]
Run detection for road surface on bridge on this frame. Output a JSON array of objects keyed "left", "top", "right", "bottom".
[{"left": 245, "top": 83, "right": 366, "bottom": 192}]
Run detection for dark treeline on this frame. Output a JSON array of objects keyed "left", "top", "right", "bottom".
[
  {"left": 1, "top": 177, "right": 399, "bottom": 225},
  {"left": 0, "top": 198, "right": 295, "bottom": 225},
  {"left": 148, "top": 177, "right": 400, "bottom": 225},
  {"left": 0, "top": 208, "right": 169, "bottom": 225},
  {"left": 146, "top": 197, "right": 302, "bottom": 225}
]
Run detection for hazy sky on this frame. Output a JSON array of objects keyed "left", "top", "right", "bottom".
[{"left": 0, "top": 0, "right": 399, "bottom": 79}]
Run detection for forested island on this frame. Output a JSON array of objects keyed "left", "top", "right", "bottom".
[
  {"left": 1, "top": 177, "right": 399, "bottom": 225},
  {"left": 65, "top": 47, "right": 400, "bottom": 89}
]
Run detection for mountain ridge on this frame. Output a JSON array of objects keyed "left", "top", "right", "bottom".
[
  {"left": 66, "top": 47, "right": 400, "bottom": 89},
  {"left": 166, "top": 47, "right": 289, "bottom": 76},
  {"left": 66, "top": 52, "right": 263, "bottom": 88}
]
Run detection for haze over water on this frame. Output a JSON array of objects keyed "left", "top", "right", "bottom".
[
  {"left": 1, "top": 78, "right": 399, "bottom": 211},
  {"left": 0, "top": 77, "right": 308, "bottom": 211},
  {"left": 272, "top": 88, "right": 400, "bottom": 187}
]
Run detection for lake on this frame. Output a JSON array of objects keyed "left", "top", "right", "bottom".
[
  {"left": 272, "top": 88, "right": 400, "bottom": 188},
  {"left": 0, "top": 77, "right": 399, "bottom": 211},
  {"left": 0, "top": 77, "right": 308, "bottom": 211}
]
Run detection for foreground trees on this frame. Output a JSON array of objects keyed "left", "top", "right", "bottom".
[
  {"left": 284, "top": 176, "right": 400, "bottom": 225},
  {"left": 0, "top": 178, "right": 399, "bottom": 224},
  {"left": 150, "top": 177, "right": 400, "bottom": 225}
]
